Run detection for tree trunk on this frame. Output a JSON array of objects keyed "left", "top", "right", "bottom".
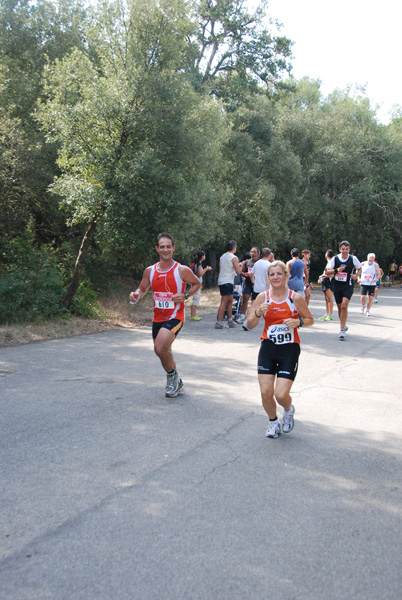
[{"left": 62, "top": 219, "right": 97, "bottom": 307}]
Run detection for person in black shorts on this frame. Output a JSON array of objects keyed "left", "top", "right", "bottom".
[
  {"left": 246, "top": 260, "right": 314, "bottom": 439},
  {"left": 326, "top": 241, "right": 361, "bottom": 340}
]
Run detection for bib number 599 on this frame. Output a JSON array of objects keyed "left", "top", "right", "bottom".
[{"left": 269, "top": 332, "right": 292, "bottom": 344}]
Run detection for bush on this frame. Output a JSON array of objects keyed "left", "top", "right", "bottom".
[
  {"left": 69, "top": 279, "right": 101, "bottom": 319},
  {"left": 0, "top": 240, "right": 66, "bottom": 324}
]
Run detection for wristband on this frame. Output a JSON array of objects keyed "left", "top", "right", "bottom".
[
  {"left": 298, "top": 316, "right": 304, "bottom": 328},
  {"left": 255, "top": 310, "right": 261, "bottom": 318}
]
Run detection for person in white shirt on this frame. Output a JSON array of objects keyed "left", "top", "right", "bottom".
[
  {"left": 215, "top": 240, "right": 243, "bottom": 329},
  {"left": 359, "top": 253, "right": 381, "bottom": 316},
  {"left": 241, "top": 248, "right": 273, "bottom": 331}
]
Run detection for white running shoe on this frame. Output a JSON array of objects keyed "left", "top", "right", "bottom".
[
  {"left": 282, "top": 405, "right": 295, "bottom": 433},
  {"left": 165, "top": 371, "right": 183, "bottom": 397},
  {"left": 339, "top": 329, "right": 346, "bottom": 340},
  {"left": 366, "top": 310, "right": 371, "bottom": 316},
  {"left": 265, "top": 419, "right": 281, "bottom": 438},
  {"left": 360, "top": 306, "right": 366, "bottom": 314}
]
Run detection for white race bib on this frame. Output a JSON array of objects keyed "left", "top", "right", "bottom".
[
  {"left": 335, "top": 272, "right": 348, "bottom": 282},
  {"left": 154, "top": 292, "right": 174, "bottom": 309},
  {"left": 267, "top": 324, "right": 294, "bottom": 345},
  {"left": 362, "top": 274, "right": 374, "bottom": 284}
]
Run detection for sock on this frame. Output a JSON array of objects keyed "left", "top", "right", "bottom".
[
  {"left": 167, "top": 369, "right": 176, "bottom": 376},
  {"left": 270, "top": 416, "right": 278, "bottom": 422}
]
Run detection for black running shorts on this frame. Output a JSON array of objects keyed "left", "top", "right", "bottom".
[
  {"left": 360, "top": 285, "right": 375, "bottom": 296},
  {"left": 152, "top": 319, "right": 183, "bottom": 340},
  {"left": 257, "top": 339, "right": 300, "bottom": 381},
  {"left": 333, "top": 285, "right": 354, "bottom": 305}
]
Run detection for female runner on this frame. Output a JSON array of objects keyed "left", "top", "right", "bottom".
[{"left": 247, "top": 260, "right": 314, "bottom": 438}]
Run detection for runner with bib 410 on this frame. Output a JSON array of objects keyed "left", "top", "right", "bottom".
[{"left": 246, "top": 260, "right": 314, "bottom": 439}]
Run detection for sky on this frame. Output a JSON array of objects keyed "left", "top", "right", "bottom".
[{"left": 259, "top": 0, "right": 401, "bottom": 123}]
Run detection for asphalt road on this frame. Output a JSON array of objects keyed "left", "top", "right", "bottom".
[{"left": 1, "top": 287, "right": 401, "bottom": 599}]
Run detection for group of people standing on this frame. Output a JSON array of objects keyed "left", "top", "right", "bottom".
[{"left": 129, "top": 233, "right": 389, "bottom": 440}]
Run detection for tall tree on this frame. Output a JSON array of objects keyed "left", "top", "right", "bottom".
[{"left": 37, "top": 0, "right": 229, "bottom": 304}]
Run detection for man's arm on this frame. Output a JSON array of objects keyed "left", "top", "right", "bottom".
[
  {"left": 232, "top": 256, "right": 243, "bottom": 275},
  {"left": 129, "top": 267, "right": 152, "bottom": 304},
  {"left": 174, "top": 265, "right": 201, "bottom": 302}
]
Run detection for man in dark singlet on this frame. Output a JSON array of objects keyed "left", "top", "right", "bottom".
[{"left": 326, "top": 240, "right": 361, "bottom": 340}]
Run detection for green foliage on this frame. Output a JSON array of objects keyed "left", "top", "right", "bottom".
[
  {"left": 69, "top": 279, "right": 101, "bottom": 318},
  {"left": 0, "top": 239, "right": 66, "bottom": 324},
  {"left": 1, "top": 0, "right": 402, "bottom": 325}
]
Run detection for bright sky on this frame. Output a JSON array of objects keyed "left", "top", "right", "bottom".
[{"left": 262, "top": 0, "right": 402, "bottom": 123}]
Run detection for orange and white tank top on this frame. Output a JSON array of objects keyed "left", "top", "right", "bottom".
[
  {"left": 261, "top": 289, "right": 300, "bottom": 345},
  {"left": 149, "top": 261, "right": 185, "bottom": 323}
]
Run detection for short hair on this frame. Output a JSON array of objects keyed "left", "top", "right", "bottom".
[
  {"left": 251, "top": 246, "right": 260, "bottom": 255},
  {"left": 291, "top": 248, "right": 300, "bottom": 257},
  {"left": 261, "top": 247, "right": 272, "bottom": 257},
  {"left": 195, "top": 250, "right": 206, "bottom": 262},
  {"left": 302, "top": 249, "right": 311, "bottom": 254},
  {"left": 339, "top": 240, "right": 351, "bottom": 249},
  {"left": 156, "top": 232, "right": 174, "bottom": 246},
  {"left": 227, "top": 240, "right": 237, "bottom": 251},
  {"left": 367, "top": 253, "right": 375, "bottom": 260},
  {"left": 326, "top": 249, "right": 335, "bottom": 259},
  {"left": 268, "top": 260, "right": 288, "bottom": 277}
]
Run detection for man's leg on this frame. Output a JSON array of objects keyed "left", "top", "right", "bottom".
[
  {"left": 339, "top": 297, "right": 350, "bottom": 329},
  {"left": 154, "top": 327, "right": 177, "bottom": 372},
  {"left": 240, "top": 293, "right": 251, "bottom": 316},
  {"left": 217, "top": 294, "right": 232, "bottom": 322}
]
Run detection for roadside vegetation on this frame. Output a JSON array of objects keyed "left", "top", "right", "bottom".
[{"left": 1, "top": 0, "right": 401, "bottom": 328}]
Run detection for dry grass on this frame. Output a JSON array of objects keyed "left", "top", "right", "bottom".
[{"left": 0, "top": 279, "right": 220, "bottom": 347}]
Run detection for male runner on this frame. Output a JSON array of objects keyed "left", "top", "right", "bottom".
[
  {"left": 129, "top": 233, "right": 201, "bottom": 397},
  {"left": 326, "top": 240, "right": 361, "bottom": 340},
  {"left": 359, "top": 253, "right": 381, "bottom": 316}
]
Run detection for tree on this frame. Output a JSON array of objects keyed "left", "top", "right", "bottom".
[
  {"left": 37, "top": 0, "right": 229, "bottom": 305},
  {"left": 186, "top": 0, "right": 292, "bottom": 97}
]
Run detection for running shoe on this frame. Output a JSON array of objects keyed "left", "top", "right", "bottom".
[
  {"left": 319, "top": 314, "right": 328, "bottom": 320},
  {"left": 242, "top": 323, "right": 249, "bottom": 331},
  {"left": 215, "top": 322, "right": 226, "bottom": 329},
  {"left": 323, "top": 315, "right": 333, "bottom": 321},
  {"left": 344, "top": 325, "right": 349, "bottom": 332},
  {"left": 189, "top": 316, "right": 202, "bottom": 321},
  {"left": 228, "top": 320, "right": 236, "bottom": 328},
  {"left": 339, "top": 329, "right": 346, "bottom": 340},
  {"left": 374, "top": 299, "right": 378, "bottom": 303},
  {"left": 282, "top": 406, "right": 295, "bottom": 433},
  {"left": 165, "top": 370, "right": 182, "bottom": 397},
  {"left": 265, "top": 419, "right": 281, "bottom": 438},
  {"left": 366, "top": 310, "right": 371, "bottom": 316},
  {"left": 360, "top": 306, "right": 366, "bottom": 314}
]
